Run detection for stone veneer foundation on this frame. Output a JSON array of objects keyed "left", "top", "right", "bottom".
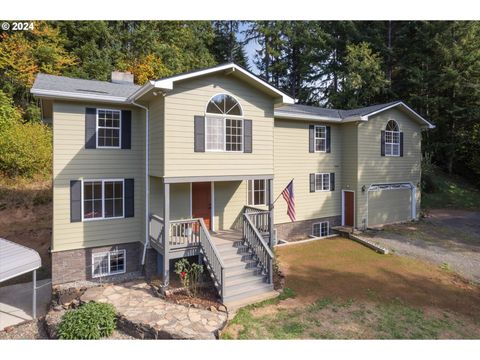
[
  {"left": 275, "top": 215, "right": 341, "bottom": 241},
  {"left": 51, "top": 242, "right": 156, "bottom": 285}
]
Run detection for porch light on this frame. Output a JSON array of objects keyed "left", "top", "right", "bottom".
[{"left": 361, "top": 185, "right": 366, "bottom": 193}]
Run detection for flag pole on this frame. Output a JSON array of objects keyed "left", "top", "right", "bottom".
[{"left": 272, "top": 178, "right": 294, "bottom": 206}]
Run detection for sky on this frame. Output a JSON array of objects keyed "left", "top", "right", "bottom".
[{"left": 236, "top": 22, "right": 260, "bottom": 73}]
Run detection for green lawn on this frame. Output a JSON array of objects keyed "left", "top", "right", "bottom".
[
  {"left": 222, "top": 290, "right": 477, "bottom": 339},
  {"left": 422, "top": 168, "right": 480, "bottom": 210}
]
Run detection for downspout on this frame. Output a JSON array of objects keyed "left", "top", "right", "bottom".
[{"left": 131, "top": 101, "right": 149, "bottom": 265}]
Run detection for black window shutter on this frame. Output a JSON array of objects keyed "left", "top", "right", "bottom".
[
  {"left": 381, "top": 130, "right": 386, "bottom": 156},
  {"left": 326, "top": 126, "right": 331, "bottom": 153},
  {"left": 400, "top": 132, "right": 404, "bottom": 157},
  {"left": 194, "top": 116, "right": 205, "bottom": 152},
  {"left": 310, "top": 173, "right": 315, "bottom": 192},
  {"left": 124, "top": 179, "right": 134, "bottom": 218},
  {"left": 330, "top": 173, "right": 335, "bottom": 191},
  {"left": 309, "top": 125, "right": 314, "bottom": 153},
  {"left": 121, "top": 110, "right": 132, "bottom": 149},
  {"left": 85, "top": 108, "right": 97, "bottom": 149},
  {"left": 70, "top": 180, "right": 82, "bottom": 222},
  {"left": 244, "top": 119, "right": 252, "bottom": 153}
]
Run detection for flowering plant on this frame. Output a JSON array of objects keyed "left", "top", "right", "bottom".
[{"left": 174, "top": 258, "right": 204, "bottom": 297}]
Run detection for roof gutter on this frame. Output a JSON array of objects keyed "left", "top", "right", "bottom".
[
  {"left": 130, "top": 100, "right": 150, "bottom": 266},
  {"left": 30, "top": 89, "right": 128, "bottom": 103},
  {"left": 274, "top": 111, "right": 342, "bottom": 123}
]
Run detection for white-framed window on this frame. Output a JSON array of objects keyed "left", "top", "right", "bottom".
[
  {"left": 205, "top": 94, "right": 243, "bottom": 152},
  {"left": 83, "top": 179, "right": 124, "bottom": 221},
  {"left": 97, "top": 109, "right": 121, "bottom": 148},
  {"left": 247, "top": 179, "right": 267, "bottom": 206},
  {"left": 385, "top": 120, "right": 400, "bottom": 156},
  {"left": 315, "top": 173, "right": 330, "bottom": 191},
  {"left": 314, "top": 125, "right": 326, "bottom": 152},
  {"left": 312, "top": 221, "right": 329, "bottom": 237},
  {"left": 92, "top": 250, "right": 126, "bottom": 278}
]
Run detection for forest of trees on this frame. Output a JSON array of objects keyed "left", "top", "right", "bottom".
[{"left": 0, "top": 21, "right": 479, "bottom": 186}]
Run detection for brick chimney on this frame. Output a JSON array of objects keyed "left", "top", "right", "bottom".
[{"left": 111, "top": 71, "right": 134, "bottom": 84}]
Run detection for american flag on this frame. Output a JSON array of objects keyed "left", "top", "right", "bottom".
[{"left": 281, "top": 180, "right": 296, "bottom": 222}]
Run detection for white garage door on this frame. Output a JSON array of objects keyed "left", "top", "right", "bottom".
[{"left": 368, "top": 185, "right": 412, "bottom": 227}]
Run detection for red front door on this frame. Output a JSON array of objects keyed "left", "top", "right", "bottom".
[
  {"left": 192, "top": 182, "right": 211, "bottom": 230},
  {"left": 344, "top": 191, "right": 354, "bottom": 227}
]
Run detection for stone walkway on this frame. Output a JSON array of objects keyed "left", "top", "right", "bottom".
[{"left": 80, "top": 281, "right": 227, "bottom": 339}]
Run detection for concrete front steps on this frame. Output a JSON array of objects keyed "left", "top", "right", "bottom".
[{"left": 212, "top": 232, "right": 275, "bottom": 306}]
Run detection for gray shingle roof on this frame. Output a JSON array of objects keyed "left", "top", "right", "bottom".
[
  {"left": 274, "top": 103, "right": 343, "bottom": 119},
  {"left": 31, "top": 73, "right": 140, "bottom": 99},
  {"left": 276, "top": 101, "right": 402, "bottom": 120}
]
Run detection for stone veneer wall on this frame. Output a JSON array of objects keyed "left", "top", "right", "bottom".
[
  {"left": 52, "top": 242, "right": 146, "bottom": 285},
  {"left": 275, "top": 215, "right": 341, "bottom": 241}
]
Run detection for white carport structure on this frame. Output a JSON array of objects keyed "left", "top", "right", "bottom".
[{"left": 0, "top": 238, "right": 42, "bottom": 318}]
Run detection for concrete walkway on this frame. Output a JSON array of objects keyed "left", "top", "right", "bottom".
[
  {"left": 80, "top": 281, "right": 228, "bottom": 339},
  {"left": 0, "top": 279, "right": 51, "bottom": 330}
]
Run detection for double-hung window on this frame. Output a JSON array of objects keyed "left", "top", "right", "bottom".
[
  {"left": 92, "top": 250, "right": 126, "bottom": 277},
  {"left": 385, "top": 120, "right": 400, "bottom": 156},
  {"left": 314, "top": 125, "right": 326, "bottom": 152},
  {"left": 205, "top": 94, "right": 243, "bottom": 152},
  {"left": 97, "top": 109, "right": 121, "bottom": 148},
  {"left": 312, "top": 221, "right": 329, "bottom": 237},
  {"left": 247, "top": 179, "right": 266, "bottom": 206},
  {"left": 83, "top": 179, "right": 124, "bottom": 220},
  {"left": 315, "top": 173, "right": 330, "bottom": 191}
]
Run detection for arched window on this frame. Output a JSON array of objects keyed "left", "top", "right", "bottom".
[
  {"left": 205, "top": 94, "right": 244, "bottom": 152},
  {"left": 385, "top": 120, "right": 400, "bottom": 156}
]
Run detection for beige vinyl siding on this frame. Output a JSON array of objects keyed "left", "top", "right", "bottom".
[
  {"left": 340, "top": 123, "right": 359, "bottom": 226},
  {"left": 356, "top": 108, "right": 422, "bottom": 227},
  {"left": 164, "top": 74, "right": 274, "bottom": 177},
  {"left": 52, "top": 101, "right": 145, "bottom": 252},
  {"left": 170, "top": 183, "right": 191, "bottom": 220},
  {"left": 214, "top": 181, "right": 246, "bottom": 230},
  {"left": 149, "top": 176, "right": 164, "bottom": 217},
  {"left": 149, "top": 96, "right": 164, "bottom": 177},
  {"left": 368, "top": 188, "right": 411, "bottom": 226},
  {"left": 274, "top": 119, "right": 342, "bottom": 224}
]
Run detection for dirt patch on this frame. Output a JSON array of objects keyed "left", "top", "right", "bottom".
[
  {"left": 0, "top": 179, "right": 52, "bottom": 286},
  {"left": 275, "top": 238, "right": 480, "bottom": 321},
  {"left": 164, "top": 287, "right": 223, "bottom": 311}
]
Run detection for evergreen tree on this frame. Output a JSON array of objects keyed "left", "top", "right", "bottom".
[{"left": 211, "top": 21, "right": 249, "bottom": 68}]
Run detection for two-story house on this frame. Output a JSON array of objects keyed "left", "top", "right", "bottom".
[{"left": 31, "top": 63, "right": 434, "bottom": 305}]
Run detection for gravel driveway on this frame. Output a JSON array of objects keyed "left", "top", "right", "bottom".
[{"left": 359, "top": 209, "right": 480, "bottom": 283}]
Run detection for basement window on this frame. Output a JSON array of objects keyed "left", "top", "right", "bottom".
[
  {"left": 312, "top": 221, "right": 329, "bottom": 237},
  {"left": 92, "top": 250, "right": 126, "bottom": 278}
]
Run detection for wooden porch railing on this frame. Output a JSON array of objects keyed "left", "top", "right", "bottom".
[
  {"left": 243, "top": 205, "right": 270, "bottom": 234},
  {"left": 197, "top": 218, "right": 225, "bottom": 297},
  {"left": 169, "top": 219, "right": 201, "bottom": 248},
  {"left": 243, "top": 212, "right": 274, "bottom": 284}
]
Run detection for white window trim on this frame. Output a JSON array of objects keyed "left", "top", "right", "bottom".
[
  {"left": 205, "top": 115, "right": 244, "bottom": 153},
  {"left": 81, "top": 178, "right": 125, "bottom": 222},
  {"left": 96, "top": 108, "right": 122, "bottom": 149},
  {"left": 312, "top": 221, "right": 329, "bottom": 238},
  {"left": 385, "top": 120, "right": 400, "bottom": 157},
  {"left": 204, "top": 93, "right": 244, "bottom": 153},
  {"left": 91, "top": 249, "right": 126, "bottom": 278},
  {"left": 314, "top": 173, "right": 331, "bottom": 192},
  {"left": 314, "top": 125, "right": 327, "bottom": 153},
  {"left": 247, "top": 179, "right": 267, "bottom": 206}
]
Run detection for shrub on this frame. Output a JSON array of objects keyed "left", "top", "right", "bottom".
[
  {"left": 0, "top": 120, "right": 52, "bottom": 178},
  {"left": 57, "top": 302, "right": 117, "bottom": 340},
  {"left": 174, "top": 258, "right": 204, "bottom": 297},
  {"left": 0, "top": 90, "right": 22, "bottom": 131}
]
